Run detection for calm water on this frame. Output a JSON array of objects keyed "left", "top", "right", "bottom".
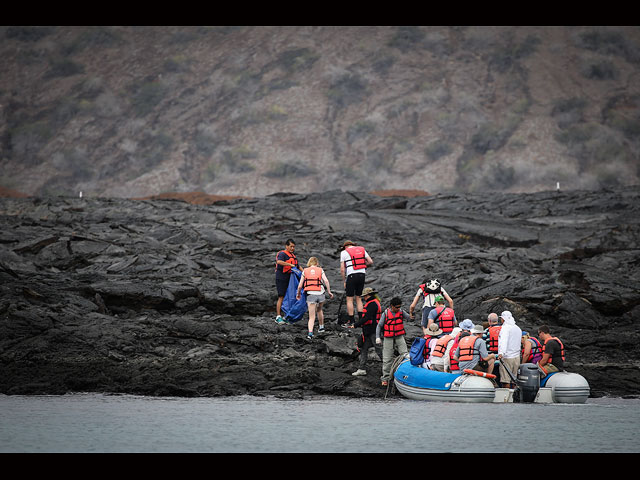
[{"left": 1, "top": 393, "right": 639, "bottom": 453}]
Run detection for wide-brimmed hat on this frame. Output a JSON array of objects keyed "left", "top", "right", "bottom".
[
  {"left": 471, "top": 325, "right": 484, "bottom": 335},
  {"left": 426, "top": 323, "right": 443, "bottom": 336},
  {"left": 362, "top": 287, "right": 376, "bottom": 296},
  {"left": 343, "top": 240, "right": 355, "bottom": 247},
  {"left": 460, "top": 319, "right": 475, "bottom": 331}
]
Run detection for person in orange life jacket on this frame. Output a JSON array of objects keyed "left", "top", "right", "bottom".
[
  {"left": 274, "top": 239, "right": 299, "bottom": 324},
  {"left": 482, "top": 313, "right": 502, "bottom": 354},
  {"left": 409, "top": 278, "right": 453, "bottom": 326},
  {"left": 352, "top": 287, "right": 383, "bottom": 376},
  {"left": 497, "top": 310, "right": 522, "bottom": 388},
  {"left": 339, "top": 240, "right": 373, "bottom": 327},
  {"left": 453, "top": 325, "right": 496, "bottom": 375},
  {"left": 424, "top": 295, "right": 457, "bottom": 335},
  {"left": 376, "top": 297, "right": 411, "bottom": 386},
  {"left": 296, "top": 257, "right": 333, "bottom": 341},
  {"left": 449, "top": 320, "right": 474, "bottom": 373},
  {"left": 422, "top": 323, "right": 444, "bottom": 369},
  {"left": 537, "top": 325, "right": 565, "bottom": 377},
  {"left": 521, "top": 331, "right": 543, "bottom": 364}
]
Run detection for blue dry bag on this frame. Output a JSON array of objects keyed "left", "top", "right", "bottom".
[
  {"left": 281, "top": 267, "right": 308, "bottom": 323},
  {"left": 409, "top": 337, "right": 427, "bottom": 366}
]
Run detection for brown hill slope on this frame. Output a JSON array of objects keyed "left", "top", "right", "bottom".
[{"left": 1, "top": 26, "right": 639, "bottom": 198}]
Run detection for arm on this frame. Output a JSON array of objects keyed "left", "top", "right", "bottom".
[
  {"left": 443, "top": 289, "right": 453, "bottom": 309},
  {"left": 409, "top": 290, "right": 421, "bottom": 318},
  {"left": 365, "top": 253, "right": 373, "bottom": 267},
  {"left": 322, "top": 271, "right": 333, "bottom": 298},
  {"left": 376, "top": 311, "right": 387, "bottom": 343},
  {"left": 296, "top": 273, "right": 306, "bottom": 299}
]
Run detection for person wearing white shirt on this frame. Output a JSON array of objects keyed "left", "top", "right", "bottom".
[{"left": 497, "top": 310, "right": 522, "bottom": 388}]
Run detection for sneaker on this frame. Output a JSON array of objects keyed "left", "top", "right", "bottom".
[
  {"left": 381, "top": 380, "right": 388, "bottom": 387},
  {"left": 342, "top": 323, "right": 354, "bottom": 328},
  {"left": 318, "top": 326, "right": 325, "bottom": 333},
  {"left": 275, "top": 315, "right": 286, "bottom": 324},
  {"left": 305, "top": 332, "right": 314, "bottom": 341},
  {"left": 352, "top": 369, "right": 367, "bottom": 376}
]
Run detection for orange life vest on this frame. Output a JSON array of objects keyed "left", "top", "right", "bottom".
[
  {"left": 302, "top": 266, "right": 324, "bottom": 292},
  {"left": 543, "top": 336, "right": 565, "bottom": 363},
  {"left": 383, "top": 309, "right": 406, "bottom": 337},
  {"left": 344, "top": 245, "right": 367, "bottom": 270},
  {"left": 276, "top": 250, "right": 298, "bottom": 273},
  {"left": 457, "top": 335, "right": 479, "bottom": 362},
  {"left": 362, "top": 298, "right": 381, "bottom": 326},
  {"left": 431, "top": 334, "right": 453, "bottom": 358},
  {"left": 488, "top": 325, "right": 501, "bottom": 353},
  {"left": 432, "top": 306, "right": 456, "bottom": 333}
]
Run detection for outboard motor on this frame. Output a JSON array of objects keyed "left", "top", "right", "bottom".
[{"left": 516, "top": 363, "right": 540, "bottom": 403}]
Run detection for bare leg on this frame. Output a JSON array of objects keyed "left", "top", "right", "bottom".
[{"left": 307, "top": 303, "right": 317, "bottom": 334}]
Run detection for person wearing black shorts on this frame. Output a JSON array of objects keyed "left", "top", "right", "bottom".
[{"left": 339, "top": 240, "right": 373, "bottom": 327}]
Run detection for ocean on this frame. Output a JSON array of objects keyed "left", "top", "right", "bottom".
[{"left": 1, "top": 393, "right": 638, "bottom": 453}]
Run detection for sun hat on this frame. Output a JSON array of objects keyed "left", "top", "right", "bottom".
[
  {"left": 426, "top": 323, "right": 443, "bottom": 336},
  {"left": 460, "top": 319, "right": 475, "bottom": 331},
  {"left": 471, "top": 325, "right": 484, "bottom": 335},
  {"left": 362, "top": 287, "right": 376, "bottom": 296}
]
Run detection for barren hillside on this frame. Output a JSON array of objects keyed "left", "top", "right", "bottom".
[{"left": 1, "top": 26, "right": 639, "bottom": 198}]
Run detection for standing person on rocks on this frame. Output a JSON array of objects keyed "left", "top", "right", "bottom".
[
  {"left": 376, "top": 297, "right": 411, "bottom": 387},
  {"left": 424, "top": 295, "right": 457, "bottom": 334},
  {"left": 497, "top": 311, "right": 522, "bottom": 388},
  {"left": 340, "top": 240, "right": 373, "bottom": 328},
  {"left": 296, "top": 257, "right": 333, "bottom": 341},
  {"left": 537, "top": 325, "right": 565, "bottom": 378},
  {"left": 409, "top": 278, "right": 453, "bottom": 325},
  {"left": 274, "top": 239, "right": 299, "bottom": 324},
  {"left": 352, "top": 287, "right": 383, "bottom": 376}
]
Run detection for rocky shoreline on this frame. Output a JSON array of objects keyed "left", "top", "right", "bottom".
[{"left": 1, "top": 187, "right": 640, "bottom": 399}]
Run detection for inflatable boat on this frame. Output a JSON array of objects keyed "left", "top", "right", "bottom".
[{"left": 393, "top": 357, "right": 590, "bottom": 404}]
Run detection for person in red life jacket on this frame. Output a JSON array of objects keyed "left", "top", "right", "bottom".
[
  {"left": 274, "top": 239, "right": 299, "bottom": 324},
  {"left": 453, "top": 325, "right": 496, "bottom": 376},
  {"left": 424, "top": 295, "right": 457, "bottom": 335},
  {"left": 296, "top": 257, "right": 334, "bottom": 341},
  {"left": 375, "top": 297, "right": 411, "bottom": 386},
  {"left": 339, "top": 240, "right": 373, "bottom": 327},
  {"left": 409, "top": 278, "right": 454, "bottom": 326},
  {"left": 352, "top": 287, "right": 383, "bottom": 376},
  {"left": 537, "top": 325, "right": 565, "bottom": 377},
  {"left": 521, "top": 331, "right": 543, "bottom": 364},
  {"left": 482, "top": 313, "right": 502, "bottom": 354},
  {"left": 429, "top": 325, "right": 460, "bottom": 372}
]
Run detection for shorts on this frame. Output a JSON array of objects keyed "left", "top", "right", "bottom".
[
  {"left": 275, "top": 277, "right": 289, "bottom": 297},
  {"left": 345, "top": 273, "right": 365, "bottom": 297},
  {"left": 306, "top": 292, "right": 326, "bottom": 304},
  {"left": 499, "top": 357, "right": 520, "bottom": 382}
]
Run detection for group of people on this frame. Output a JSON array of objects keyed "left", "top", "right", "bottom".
[{"left": 274, "top": 239, "right": 566, "bottom": 387}]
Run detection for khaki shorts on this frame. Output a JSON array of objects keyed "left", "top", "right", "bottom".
[{"left": 499, "top": 357, "right": 520, "bottom": 381}]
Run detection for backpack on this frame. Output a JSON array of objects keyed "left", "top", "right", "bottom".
[{"left": 409, "top": 337, "right": 427, "bottom": 366}]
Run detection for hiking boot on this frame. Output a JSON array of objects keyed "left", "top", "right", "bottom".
[{"left": 352, "top": 369, "right": 367, "bottom": 376}]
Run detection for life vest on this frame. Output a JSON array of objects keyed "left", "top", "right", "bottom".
[
  {"left": 344, "top": 245, "right": 367, "bottom": 270},
  {"left": 431, "top": 334, "right": 453, "bottom": 358},
  {"left": 302, "top": 266, "right": 324, "bottom": 292},
  {"left": 383, "top": 309, "right": 406, "bottom": 337},
  {"left": 543, "top": 336, "right": 565, "bottom": 364},
  {"left": 276, "top": 250, "right": 298, "bottom": 273},
  {"left": 488, "top": 325, "right": 502, "bottom": 353},
  {"left": 362, "top": 298, "right": 381, "bottom": 326},
  {"left": 457, "top": 335, "right": 479, "bottom": 362},
  {"left": 432, "top": 306, "right": 455, "bottom": 333},
  {"left": 522, "top": 337, "right": 543, "bottom": 364},
  {"left": 449, "top": 333, "right": 465, "bottom": 371}
]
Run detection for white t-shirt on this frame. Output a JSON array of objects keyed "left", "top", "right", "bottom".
[
  {"left": 420, "top": 287, "right": 448, "bottom": 309},
  {"left": 340, "top": 247, "right": 369, "bottom": 276}
]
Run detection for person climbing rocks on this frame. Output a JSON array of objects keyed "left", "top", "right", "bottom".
[
  {"left": 376, "top": 297, "right": 411, "bottom": 386},
  {"left": 296, "top": 257, "right": 333, "bottom": 341},
  {"left": 274, "top": 239, "right": 298, "bottom": 324},
  {"left": 351, "top": 287, "right": 383, "bottom": 376},
  {"left": 339, "top": 240, "right": 373, "bottom": 327}
]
